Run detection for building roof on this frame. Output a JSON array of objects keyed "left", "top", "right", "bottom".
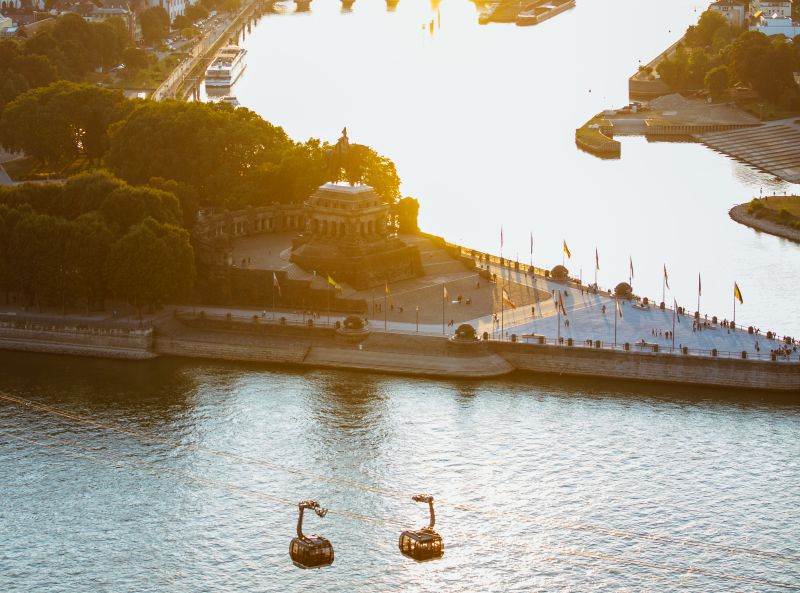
[{"left": 710, "top": 0, "right": 745, "bottom": 7}]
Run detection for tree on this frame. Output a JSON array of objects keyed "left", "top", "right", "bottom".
[
  {"left": 732, "top": 32, "right": 797, "bottom": 101},
  {"left": 0, "top": 81, "right": 131, "bottom": 166},
  {"left": 172, "top": 15, "right": 192, "bottom": 30},
  {"left": 186, "top": 4, "right": 209, "bottom": 22},
  {"left": 140, "top": 7, "right": 170, "bottom": 44},
  {"left": 705, "top": 65, "right": 731, "bottom": 100},
  {"left": 394, "top": 196, "right": 420, "bottom": 233},
  {"left": 104, "top": 218, "right": 194, "bottom": 315},
  {"left": 106, "top": 101, "right": 294, "bottom": 204},
  {"left": 685, "top": 10, "right": 729, "bottom": 48},
  {"left": 100, "top": 184, "right": 182, "bottom": 232},
  {"left": 66, "top": 212, "right": 114, "bottom": 310}
]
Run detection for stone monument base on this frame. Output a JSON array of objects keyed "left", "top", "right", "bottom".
[{"left": 291, "top": 239, "right": 422, "bottom": 290}]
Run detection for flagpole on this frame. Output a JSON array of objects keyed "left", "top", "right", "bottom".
[
  {"left": 327, "top": 285, "right": 331, "bottom": 326},
  {"left": 557, "top": 297, "right": 560, "bottom": 343},
  {"left": 272, "top": 279, "right": 275, "bottom": 321},
  {"left": 672, "top": 303, "right": 676, "bottom": 352},
  {"left": 614, "top": 296, "right": 617, "bottom": 348},
  {"left": 442, "top": 284, "right": 445, "bottom": 335},
  {"left": 384, "top": 289, "right": 388, "bottom": 331},
  {"left": 697, "top": 274, "right": 701, "bottom": 316},
  {"left": 662, "top": 272, "right": 665, "bottom": 305},
  {"left": 733, "top": 287, "right": 736, "bottom": 330},
  {"left": 501, "top": 278, "right": 505, "bottom": 342}
]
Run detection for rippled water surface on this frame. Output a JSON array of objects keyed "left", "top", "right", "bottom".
[{"left": 1, "top": 352, "right": 798, "bottom": 592}]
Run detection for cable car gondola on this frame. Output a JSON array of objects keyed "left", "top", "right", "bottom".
[
  {"left": 289, "top": 500, "right": 334, "bottom": 569},
  {"left": 399, "top": 494, "right": 444, "bottom": 561}
]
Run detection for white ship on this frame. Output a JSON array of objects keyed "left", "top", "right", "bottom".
[{"left": 205, "top": 46, "right": 247, "bottom": 88}]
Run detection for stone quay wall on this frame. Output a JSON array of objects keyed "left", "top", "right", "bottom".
[
  {"left": 0, "top": 322, "right": 156, "bottom": 360},
  {"left": 3, "top": 315, "right": 799, "bottom": 391},
  {"left": 492, "top": 340, "right": 800, "bottom": 391}
]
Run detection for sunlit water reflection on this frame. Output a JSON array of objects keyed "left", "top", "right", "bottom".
[{"left": 1, "top": 352, "right": 798, "bottom": 592}]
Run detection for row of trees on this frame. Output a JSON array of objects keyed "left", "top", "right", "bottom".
[
  {"left": 0, "top": 172, "right": 194, "bottom": 313},
  {"left": 0, "top": 83, "right": 403, "bottom": 209},
  {"left": 0, "top": 14, "right": 134, "bottom": 113},
  {"left": 656, "top": 10, "right": 800, "bottom": 106}
]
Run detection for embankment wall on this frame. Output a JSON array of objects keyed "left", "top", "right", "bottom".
[
  {"left": 492, "top": 341, "right": 800, "bottom": 391},
  {"left": 0, "top": 324, "right": 155, "bottom": 360}
]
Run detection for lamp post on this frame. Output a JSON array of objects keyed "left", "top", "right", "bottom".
[{"left": 416, "top": 306, "right": 419, "bottom": 333}]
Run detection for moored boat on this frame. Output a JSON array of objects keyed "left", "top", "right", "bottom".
[{"left": 205, "top": 46, "right": 247, "bottom": 88}]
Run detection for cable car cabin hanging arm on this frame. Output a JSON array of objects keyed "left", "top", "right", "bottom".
[
  {"left": 412, "top": 494, "right": 435, "bottom": 530},
  {"left": 297, "top": 499, "right": 328, "bottom": 539}
]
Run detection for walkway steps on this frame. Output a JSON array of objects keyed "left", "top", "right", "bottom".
[{"left": 697, "top": 124, "right": 800, "bottom": 183}]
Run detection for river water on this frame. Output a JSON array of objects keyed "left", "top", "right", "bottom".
[
  {"left": 1, "top": 351, "right": 798, "bottom": 592},
  {"left": 2, "top": 2, "right": 800, "bottom": 592}
]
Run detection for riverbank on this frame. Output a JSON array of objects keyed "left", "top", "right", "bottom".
[
  {"left": 730, "top": 199, "right": 800, "bottom": 243},
  {"left": 2, "top": 298, "right": 798, "bottom": 391}
]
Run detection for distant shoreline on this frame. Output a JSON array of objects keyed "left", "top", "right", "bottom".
[{"left": 729, "top": 203, "right": 800, "bottom": 243}]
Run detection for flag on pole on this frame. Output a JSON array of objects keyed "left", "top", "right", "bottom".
[
  {"left": 558, "top": 292, "right": 567, "bottom": 316},
  {"left": 563, "top": 240, "right": 571, "bottom": 259},
  {"left": 500, "top": 226, "right": 504, "bottom": 249},
  {"left": 443, "top": 285, "right": 448, "bottom": 300},
  {"left": 629, "top": 256, "right": 634, "bottom": 279},
  {"left": 698, "top": 273, "right": 702, "bottom": 296},
  {"left": 327, "top": 275, "right": 342, "bottom": 292},
  {"left": 616, "top": 297, "right": 623, "bottom": 319},
  {"left": 595, "top": 248, "right": 599, "bottom": 271},
  {"left": 734, "top": 282, "right": 743, "bottom": 304},
  {"left": 385, "top": 280, "right": 390, "bottom": 295},
  {"left": 530, "top": 233, "right": 533, "bottom": 255},
  {"left": 674, "top": 298, "right": 681, "bottom": 323},
  {"left": 663, "top": 265, "right": 669, "bottom": 289},
  {"left": 502, "top": 287, "right": 517, "bottom": 309},
  {"left": 272, "top": 272, "right": 282, "bottom": 297}
]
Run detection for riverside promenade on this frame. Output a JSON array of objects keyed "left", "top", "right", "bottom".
[{"left": 1, "top": 232, "right": 798, "bottom": 390}]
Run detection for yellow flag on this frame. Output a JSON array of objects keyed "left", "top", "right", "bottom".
[
  {"left": 734, "top": 282, "right": 743, "bottom": 304},
  {"left": 563, "top": 240, "right": 571, "bottom": 259},
  {"left": 385, "top": 281, "right": 390, "bottom": 295},
  {"left": 327, "top": 275, "right": 342, "bottom": 291}
]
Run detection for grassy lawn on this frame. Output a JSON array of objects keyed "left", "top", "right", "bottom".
[
  {"left": 3, "top": 156, "right": 92, "bottom": 182},
  {"left": 758, "top": 195, "right": 800, "bottom": 216}
]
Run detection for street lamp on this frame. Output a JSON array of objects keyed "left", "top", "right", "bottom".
[{"left": 416, "top": 306, "right": 419, "bottom": 333}]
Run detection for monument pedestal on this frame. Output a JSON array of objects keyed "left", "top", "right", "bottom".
[{"left": 291, "top": 183, "right": 422, "bottom": 290}]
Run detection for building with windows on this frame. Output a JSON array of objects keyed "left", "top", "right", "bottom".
[
  {"left": 750, "top": 0, "right": 793, "bottom": 19},
  {"left": 290, "top": 183, "right": 423, "bottom": 289},
  {"left": 147, "top": 0, "right": 185, "bottom": 23},
  {"left": 710, "top": 0, "right": 746, "bottom": 27},
  {"left": 751, "top": 14, "right": 800, "bottom": 35}
]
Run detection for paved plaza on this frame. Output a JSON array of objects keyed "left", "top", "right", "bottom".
[{"left": 229, "top": 232, "right": 794, "bottom": 358}]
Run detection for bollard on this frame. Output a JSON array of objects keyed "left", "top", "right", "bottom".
[
  {"left": 711, "top": 348, "right": 718, "bottom": 356},
  {"left": 511, "top": 334, "right": 517, "bottom": 343},
  {"left": 682, "top": 346, "right": 689, "bottom": 355},
  {"left": 652, "top": 344, "right": 659, "bottom": 353},
  {"left": 595, "top": 340, "right": 601, "bottom": 348},
  {"left": 771, "top": 353, "right": 777, "bottom": 361},
  {"left": 483, "top": 331, "right": 489, "bottom": 341},
  {"left": 567, "top": 337, "right": 573, "bottom": 346},
  {"left": 335, "top": 320, "right": 341, "bottom": 329},
  {"left": 624, "top": 342, "right": 630, "bottom": 351},
  {"left": 538, "top": 335, "right": 545, "bottom": 345},
  {"left": 741, "top": 351, "right": 747, "bottom": 359}
]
